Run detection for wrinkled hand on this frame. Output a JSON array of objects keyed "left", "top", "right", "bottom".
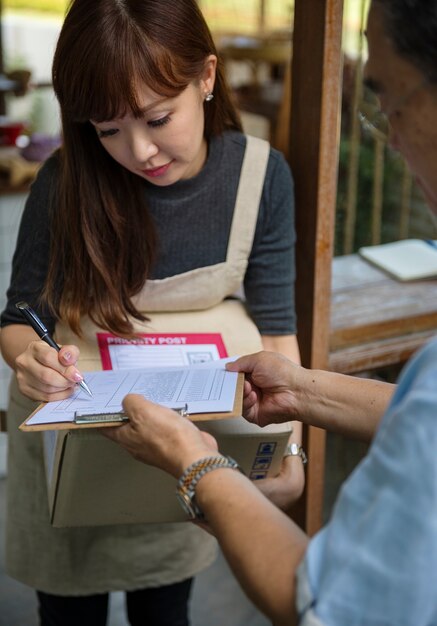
[
  {"left": 15, "top": 341, "right": 84, "bottom": 402},
  {"left": 103, "top": 394, "right": 219, "bottom": 478},
  {"left": 226, "top": 351, "right": 305, "bottom": 427}
]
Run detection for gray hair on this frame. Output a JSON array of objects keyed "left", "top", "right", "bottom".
[{"left": 374, "top": 0, "right": 437, "bottom": 84}]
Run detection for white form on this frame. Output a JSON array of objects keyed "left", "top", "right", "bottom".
[
  {"left": 26, "top": 360, "right": 238, "bottom": 426},
  {"left": 107, "top": 343, "right": 221, "bottom": 369},
  {"left": 97, "top": 333, "right": 228, "bottom": 370}
]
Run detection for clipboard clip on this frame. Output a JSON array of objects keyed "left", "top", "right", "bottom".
[
  {"left": 174, "top": 403, "right": 189, "bottom": 418},
  {"left": 74, "top": 403, "right": 189, "bottom": 424},
  {"left": 74, "top": 411, "right": 128, "bottom": 424}
]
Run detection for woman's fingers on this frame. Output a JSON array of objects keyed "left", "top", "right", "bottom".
[{"left": 15, "top": 341, "right": 82, "bottom": 401}]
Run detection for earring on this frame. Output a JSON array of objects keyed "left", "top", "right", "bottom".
[{"left": 205, "top": 92, "right": 214, "bottom": 102}]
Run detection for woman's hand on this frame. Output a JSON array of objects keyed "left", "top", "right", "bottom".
[
  {"left": 254, "top": 455, "right": 305, "bottom": 512},
  {"left": 103, "top": 394, "right": 219, "bottom": 478},
  {"left": 15, "top": 340, "right": 84, "bottom": 402}
]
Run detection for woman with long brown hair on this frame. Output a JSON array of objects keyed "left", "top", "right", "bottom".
[{"left": 0, "top": 0, "right": 303, "bottom": 624}]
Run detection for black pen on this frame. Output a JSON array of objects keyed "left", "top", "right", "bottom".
[{"left": 15, "top": 301, "right": 93, "bottom": 397}]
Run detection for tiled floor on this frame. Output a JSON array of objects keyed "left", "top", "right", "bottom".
[{"left": 0, "top": 431, "right": 367, "bottom": 626}]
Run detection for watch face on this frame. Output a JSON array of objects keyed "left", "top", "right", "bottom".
[
  {"left": 176, "top": 490, "right": 197, "bottom": 520},
  {"left": 290, "top": 443, "right": 299, "bottom": 455}
]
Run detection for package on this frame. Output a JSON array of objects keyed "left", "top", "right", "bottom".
[{"left": 43, "top": 418, "right": 292, "bottom": 527}]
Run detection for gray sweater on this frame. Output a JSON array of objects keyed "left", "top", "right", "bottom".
[{"left": 1, "top": 131, "right": 296, "bottom": 335}]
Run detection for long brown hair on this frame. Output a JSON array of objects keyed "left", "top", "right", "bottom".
[{"left": 45, "top": 0, "right": 242, "bottom": 336}]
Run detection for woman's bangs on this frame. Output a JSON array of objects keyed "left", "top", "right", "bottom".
[
  {"left": 61, "top": 68, "right": 138, "bottom": 124},
  {"left": 64, "top": 40, "right": 191, "bottom": 124},
  {"left": 131, "top": 40, "right": 193, "bottom": 112}
]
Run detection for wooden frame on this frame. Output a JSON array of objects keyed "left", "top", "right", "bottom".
[
  {"left": 0, "top": 0, "right": 5, "bottom": 115},
  {"left": 289, "top": 0, "right": 344, "bottom": 535}
]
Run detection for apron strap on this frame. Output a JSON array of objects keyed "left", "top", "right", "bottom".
[{"left": 226, "top": 135, "right": 270, "bottom": 262}]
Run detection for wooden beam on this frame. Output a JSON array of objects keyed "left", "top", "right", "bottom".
[
  {"left": 258, "top": 0, "right": 266, "bottom": 32},
  {"left": 288, "top": 0, "right": 344, "bottom": 535},
  {"left": 0, "top": 0, "right": 3, "bottom": 74},
  {"left": 0, "top": 0, "right": 5, "bottom": 114},
  {"left": 0, "top": 410, "right": 6, "bottom": 433}
]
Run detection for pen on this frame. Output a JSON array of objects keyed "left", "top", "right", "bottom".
[{"left": 15, "top": 301, "right": 93, "bottom": 397}]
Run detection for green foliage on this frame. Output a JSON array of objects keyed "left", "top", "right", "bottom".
[
  {"left": 335, "top": 130, "right": 409, "bottom": 255},
  {"left": 4, "top": 0, "right": 68, "bottom": 16}
]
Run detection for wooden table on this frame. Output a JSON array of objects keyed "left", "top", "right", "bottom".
[
  {"left": 0, "top": 147, "right": 40, "bottom": 189},
  {"left": 329, "top": 254, "right": 437, "bottom": 373}
]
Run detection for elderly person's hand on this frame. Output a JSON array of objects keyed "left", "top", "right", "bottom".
[
  {"left": 103, "top": 394, "right": 219, "bottom": 478},
  {"left": 226, "top": 351, "right": 303, "bottom": 427}
]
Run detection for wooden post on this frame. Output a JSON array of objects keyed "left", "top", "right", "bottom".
[
  {"left": 343, "top": 0, "right": 367, "bottom": 254},
  {"left": 343, "top": 57, "right": 362, "bottom": 254},
  {"left": 0, "top": 0, "right": 5, "bottom": 115},
  {"left": 258, "top": 0, "right": 266, "bottom": 33},
  {"left": 288, "top": 0, "right": 344, "bottom": 535},
  {"left": 399, "top": 164, "right": 412, "bottom": 239},
  {"left": 371, "top": 137, "right": 385, "bottom": 245}
]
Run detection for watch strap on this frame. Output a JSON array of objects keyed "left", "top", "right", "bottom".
[
  {"left": 283, "top": 442, "right": 308, "bottom": 465},
  {"left": 176, "top": 455, "right": 242, "bottom": 520}
]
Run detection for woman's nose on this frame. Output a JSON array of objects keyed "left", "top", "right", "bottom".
[{"left": 129, "top": 130, "right": 159, "bottom": 163}]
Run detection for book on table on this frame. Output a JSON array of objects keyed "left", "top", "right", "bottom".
[{"left": 359, "top": 239, "right": 437, "bottom": 281}]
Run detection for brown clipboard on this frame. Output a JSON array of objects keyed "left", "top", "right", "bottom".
[{"left": 19, "top": 372, "right": 245, "bottom": 432}]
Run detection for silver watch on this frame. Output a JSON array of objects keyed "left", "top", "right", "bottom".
[
  {"left": 176, "top": 487, "right": 204, "bottom": 520},
  {"left": 284, "top": 443, "right": 308, "bottom": 465},
  {"left": 176, "top": 455, "right": 242, "bottom": 520}
]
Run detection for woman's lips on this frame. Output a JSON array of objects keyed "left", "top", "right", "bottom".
[{"left": 141, "top": 161, "right": 173, "bottom": 178}]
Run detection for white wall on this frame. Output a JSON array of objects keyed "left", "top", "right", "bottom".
[
  {"left": 2, "top": 12, "right": 62, "bottom": 83},
  {"left": 2, "top": 12, "right": 63, "bottom": 135}
]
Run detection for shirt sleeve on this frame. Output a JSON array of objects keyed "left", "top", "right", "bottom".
[
  {"left": 299, "top": 339, "right": 437, "bottom": 626},
  {"left": 243, "top": 148, "right": 297, "bottom": 335},
  {"left": 0, "top": 157, "right": 59, "bottom": 334}
]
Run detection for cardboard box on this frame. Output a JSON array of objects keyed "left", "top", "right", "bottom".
[{"left": 43, "top": 418, "right": 292, "bottom": 527}]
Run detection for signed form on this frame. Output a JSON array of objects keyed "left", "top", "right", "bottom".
[{"left": 25, "top": 361, "right": 238, "bottom": 427}]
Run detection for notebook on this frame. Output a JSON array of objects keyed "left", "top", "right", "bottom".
[{"left": 359, "top": 239, "right": 437, "bottom": 281}]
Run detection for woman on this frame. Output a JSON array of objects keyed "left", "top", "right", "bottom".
[{"left": 0, "top": 0, "right": 303, "bottom": 624}]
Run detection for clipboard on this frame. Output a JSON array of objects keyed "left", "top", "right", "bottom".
[{"left": 19, "top": 372, "right": 245, "bottom": 432}]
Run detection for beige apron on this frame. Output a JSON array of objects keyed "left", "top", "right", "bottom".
[{"left": 6, "top": 135, "right": 270, "bottom": 594}]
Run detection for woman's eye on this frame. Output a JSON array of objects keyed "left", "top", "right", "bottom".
[
  {"left": 148, "top": 115, "right": 171, "bottom": 128},
  {"left": 97, "top": 128, "right": 118, "bottom": 138}
]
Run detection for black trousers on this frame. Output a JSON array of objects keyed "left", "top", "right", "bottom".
[{"left": 37, "top": 578, "right": 193, "bottom": 626}]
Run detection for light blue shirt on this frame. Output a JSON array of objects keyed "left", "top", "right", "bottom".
[{"left": 297, "top": 337, "right": 437, "bottom": 626}]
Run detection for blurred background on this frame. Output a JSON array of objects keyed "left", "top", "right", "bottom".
[{"left": 0, "top": 1, "right": 433, "bottom": 622}]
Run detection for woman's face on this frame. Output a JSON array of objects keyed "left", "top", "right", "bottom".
[{"left": 91, "top": 57, "right": 216, "bottom": 186}]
